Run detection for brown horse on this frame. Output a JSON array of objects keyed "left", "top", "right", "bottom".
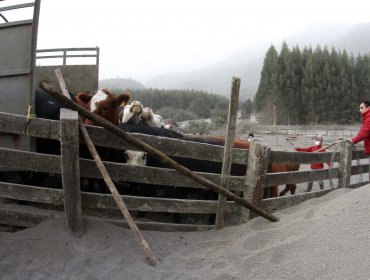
[
  {"left": 263, "top": 163, "right": 300, "bottom": 198},
  {"left": 183, "top": 134, "right": 300, "bottom": 199}
]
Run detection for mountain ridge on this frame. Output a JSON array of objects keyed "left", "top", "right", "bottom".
[{"left": 100, "top": 22, "right": 370, "bottom": 101}]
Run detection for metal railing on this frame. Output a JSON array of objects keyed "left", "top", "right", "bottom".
[{"left": 36, "top": 47, "right": 100, "bottom": 66}]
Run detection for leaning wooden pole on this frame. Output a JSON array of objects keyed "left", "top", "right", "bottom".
[
  {"left": 54, "top": 69, "right": 160, "bottom": 267},
  {"left": 40, "top": 80, "right": 279, "bottom": 223},
  {"left": 315, "top": 140, "right": 343, "bottom": 153}
]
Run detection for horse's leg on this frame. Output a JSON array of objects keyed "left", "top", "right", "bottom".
[
  {"left": 289, "top": 184, "right": 297, "bottom": 195},
  {"left": 279, "top": 184, "right": 296, "bottom": 196},
  {"left": 269, "top": 186, "right": 278, "bottom": 198},
  {"left": 279, "top": 185, "right": 289, "bottom": 196}
]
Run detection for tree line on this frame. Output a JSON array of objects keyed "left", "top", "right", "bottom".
[{"left": 254, "top": 42, "right": 370, "bottom": 125}]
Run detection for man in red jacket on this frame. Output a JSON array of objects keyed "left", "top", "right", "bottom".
[
  {"left": 295, "top": 135, "right": 331, "bottom": 192},
  {"left": 350, "top": 100, "right": 370, "bottom": 154}
]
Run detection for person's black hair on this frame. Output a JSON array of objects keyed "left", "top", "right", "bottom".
[{"left": 360, "top": 100, "right": 370, "bottom": 107}]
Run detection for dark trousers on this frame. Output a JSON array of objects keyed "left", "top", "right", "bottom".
[{"left": 306, "top": 181, "right": 324, "bottom": 192}]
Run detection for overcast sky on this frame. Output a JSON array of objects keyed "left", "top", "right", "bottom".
[{"left": 2, "top": 0, "right": 370, "bottom": 82}]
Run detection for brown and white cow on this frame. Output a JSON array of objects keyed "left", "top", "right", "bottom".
[{"left": 76, "top": 88, "right": 131, "bottom": 126}]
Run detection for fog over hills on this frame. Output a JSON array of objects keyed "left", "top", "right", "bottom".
[
  {"left": 100, "top": 22, "right": 370, "bottom": 101},
  {"left": 332, "top": 22, "right": 370, "bottom": 55},
  {"left": 146, "top": 22, "right": 370, "bottom": 100}
]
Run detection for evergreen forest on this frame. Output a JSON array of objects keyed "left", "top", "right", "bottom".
[{"left": 254, "top": 42, "right": 370, "bottom": 125}]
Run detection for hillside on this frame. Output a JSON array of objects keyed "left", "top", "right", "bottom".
[
  {"left": 98, "top": 23, "right": 370, "bottom": 101},
  {"left": 145, "top": 22, "right": 370, "bottom": 100},
  {"left": 332, "top": 22, "right": 370, "bottom": 55},
  {"left": 99, "top": 78, "right": 145, "bottom": 90}
]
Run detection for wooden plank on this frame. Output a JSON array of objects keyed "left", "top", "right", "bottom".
[
  {"left": 0, "top": 182, "right": 64, "bottom": 204},
  {"left": 0, "top": 204, "right": 62, "bottom": 228},
  {"left": 60, "top": 108, "right": 83, "bottom": 236},
  {"left": 85, "top": 125, "right": 247, "bottom": 164},
  {"left": 351, "top": 164, "right": 369, "bottom": 175},
  {"left": 0, "top": 203, "right": 213, "bottom": 232},
  {"left": 104, "top": 219, "right": 214, "bottom": 232},
  {"left": 0, "top": 148, "right": 246, "bottom": 191},
  {"left": 348, "top": 181, "right": 369, "bottom": 189},
  {"left": 266, "top": 168, "right": 338, "bottom": 186},
  {"left": 270, "top": 150, "right": 337, "bottom": 164},
  {"left": 0, "top": 148, "right": 61, "bottom": 173},
  {"left": 79, "top": 158, "right": 246, "bottom": 192},
  {"left": 352, "top": 149, "right": 367, "bottom": 159},
  {"left": 0, "top": 182, "right": 239, "bottom": 214},
  {"left": 0, "top": 112, "right": 60, "bottom": 140},
  {"left": 260, "top": 189, "right": 333, "bottom": 212},
  {"left": 0, "top": 111, "right": 247, "bottom": 164},
  {"left": 270, "top": 147, "right": 367, "bottom": 164},
  {"left": 243, "top": 142, "right": 271, "bottom": 220},
  {"left": 82, "top": 192, "right": 239, "bottom": 213},
  {"left": 338, "top": 141, "right": 352, "bottom": 188}
]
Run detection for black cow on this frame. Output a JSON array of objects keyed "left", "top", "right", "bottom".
[{"left": 19, "top": 89, "right": 77, "bottom": 187}]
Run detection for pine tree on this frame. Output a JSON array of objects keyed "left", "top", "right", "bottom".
[{"left": 254, "top": 45, "right": 279, "bottom": 124}]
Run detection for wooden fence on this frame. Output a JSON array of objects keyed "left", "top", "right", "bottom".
[{"left": 0, "top": 110, "right": 369, "bottom": 232}]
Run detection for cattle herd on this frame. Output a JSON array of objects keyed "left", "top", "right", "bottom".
[{"left": 10, "top": 87, "right": 299, "bottom": 224}]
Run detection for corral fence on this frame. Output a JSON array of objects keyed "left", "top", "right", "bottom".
[{"left": 0, "top": 110, "right": 369, "bottom": 232}]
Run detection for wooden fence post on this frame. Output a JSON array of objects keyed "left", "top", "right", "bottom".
[
  {"left": 215, "top": 77, "right": 240, "bottom": 230},
  {"left": 337, "top": 140, "right": 353, "bottom": 188},
  {"left": 241, "top": 142, "right": 270, "bottom": 222},
  {"left": 60, "top": 108, "right": 84, "bottom": 237}
]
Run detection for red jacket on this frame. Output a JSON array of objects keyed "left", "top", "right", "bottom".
[
  {"left": 352, "top": 110, "right": 370, "bottom": 154},
  {"left": 295, "top": 145, "right": 331, "bottom": 169}
]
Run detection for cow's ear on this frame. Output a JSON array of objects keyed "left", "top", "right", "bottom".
[
  {"left": 76, "top": 92, "right": 93, "bottom": 105},
  {"left": 115, "top": 92, "right": 131, "bottom": 108}
]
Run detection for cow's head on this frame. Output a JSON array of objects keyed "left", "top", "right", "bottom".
[
  {"left": 121, "top": 101, "right": 143, "bottom": 124},
  {"left": 141, "top": 107, "right": 165, "bottom": 128},
  {"left": 76, "top": 88, "right": 131, "bottom": 125},
  {"left": 124, "top": 150, "right": 147, "bottom": 166}
]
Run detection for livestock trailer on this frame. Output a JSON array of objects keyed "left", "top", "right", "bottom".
[
  {"left": 0, "top": 0, "right": 40, "bottom": 154},
  {"left": 0, "top": 0, "right": 99, "bottom": 160}
]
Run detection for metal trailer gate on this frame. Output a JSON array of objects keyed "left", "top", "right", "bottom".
[
  {"left": 35, "top": 47, "right": 100, "bottom": 94},
  {"left": 0, "top": 0, "right": 41, "bottom": 156},
  {"left": 0, "top": 0, "right": 99, "bottom": 164}
]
